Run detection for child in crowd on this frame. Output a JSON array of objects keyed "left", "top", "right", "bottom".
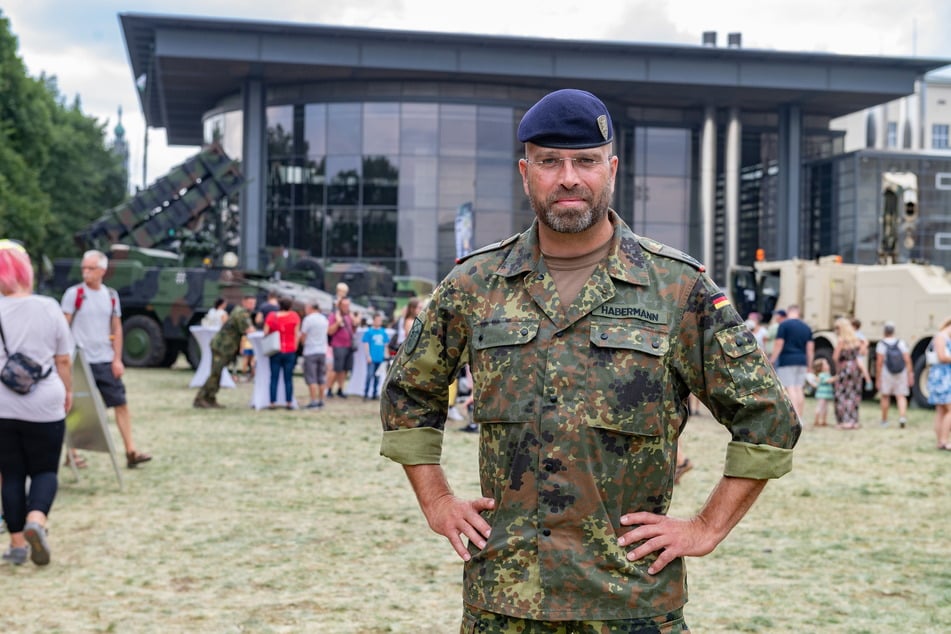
[
  {"left": 809, "top": 358, "right": 836, "bottom": 427},
  {"left": 362, "top": 313, "right": 388, "bottom": 400}
]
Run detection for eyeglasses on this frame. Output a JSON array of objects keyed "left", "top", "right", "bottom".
[
  {"left": 0, "top": 239, "right": 26, "bottom": 253},
  {"left": 524, "top": 156, "right": 612, "bottom": 171}
]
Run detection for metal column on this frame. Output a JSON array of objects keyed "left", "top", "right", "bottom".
[
  {"left": 700, "top": 106, "right": 717, "bottom": 274},
  {"left": 240, "top": 78, "right": 266, "bottom": 271},
  {"left": 725, "top": 107, "right": 741, "bottom": 275}
]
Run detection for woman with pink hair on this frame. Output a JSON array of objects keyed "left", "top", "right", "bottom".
[{"left": 0, "top": 240, "right": 74, "bottom": 566}]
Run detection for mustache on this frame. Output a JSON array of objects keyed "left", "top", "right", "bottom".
[{"left": 547, "top": 186, "right": 591, "bottom": 205}]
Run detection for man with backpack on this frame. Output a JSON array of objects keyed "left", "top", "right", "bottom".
[
  {"left": 875, "top": 322, "right": 914, "bottom": 428},
  {"left": 61, "top": 250, "right": 152, "bottom": 468}
]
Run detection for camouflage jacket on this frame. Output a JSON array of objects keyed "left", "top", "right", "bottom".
[
  {"left": 210, "top": 306, "right": 252, "bottom": 357},
  {"left": 380, "top": 211, "right": 800, "bottom": 621}
]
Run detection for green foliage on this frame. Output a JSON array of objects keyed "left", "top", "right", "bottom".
[{"left": 0, "top": 10, "right": 127, "bottom": 262}]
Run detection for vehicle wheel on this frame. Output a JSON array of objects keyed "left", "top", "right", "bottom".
[
  {"left": 185, "top": 332, "right": 201, "bottom": 370},
  {"left": 911, "top": 354, "right": 933, "bottom": 409},
  {"left": 122, "top": 315, "right": 166, "bottom": 367},
  {"left": 159, "top": 343, "right": 180, "bottom": 368},
  {"left": 290, "top": 256, "right": 325, "bottom": 289}
]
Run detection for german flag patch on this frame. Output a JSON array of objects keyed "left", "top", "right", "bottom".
[{"left": 711, "top": 291, "right": 730, "bottom": 310}]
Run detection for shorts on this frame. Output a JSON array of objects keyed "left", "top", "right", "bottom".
[
  {"left": 461, "top": 605, "right": 689, "bottom": 633},
  {"left": 879, "top": 370, "right": 909, "bottom": 396},
  {"left": 776, "top": 365, "right": 807, "bottom": 389},
  {"left": 332, "top": 347, "right": 354, "bottom": 373},
  {"left": 89, "top": 362, "right": 128, "bottom": 408},
  {"left": 303, "top": 353, "right": 327, "bottom": 385}
]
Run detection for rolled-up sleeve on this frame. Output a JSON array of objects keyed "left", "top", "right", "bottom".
[{"left": 724, "top": 441, "right": 794, "bottom": 479}]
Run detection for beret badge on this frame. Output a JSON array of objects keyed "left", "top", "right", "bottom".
[{"left": 597, "top": 115, "right": 609, "bottom": 141}]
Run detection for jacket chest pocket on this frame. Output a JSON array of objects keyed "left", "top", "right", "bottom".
[
  {"left": 470, "top": 320, "right": 538, "bottom": 423},
  {"left": 586, "top": 321, "right": 669, "bottom": 437}
]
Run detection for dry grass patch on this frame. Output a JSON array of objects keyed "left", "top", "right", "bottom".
[{"left": 0, "top": 365, "right": 948, "bottom": 632}]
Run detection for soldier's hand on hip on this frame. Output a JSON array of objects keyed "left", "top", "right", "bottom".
[
  {"left": 617, "top": 512, "right": 718, "bottom": 575},
  {"left": 423, "top": 494, "right": 496, "bottom": 562}
]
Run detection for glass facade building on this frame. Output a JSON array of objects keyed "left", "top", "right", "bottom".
[
  {"left": 202, "top": 83, "right": 829, "bottom": 284},
  {"left": 200, "top": 84, "right": 951, "bottom": 285}
]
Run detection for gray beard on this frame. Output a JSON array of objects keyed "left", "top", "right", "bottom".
[{"left": 529, "top": 186, "right": 612, "bottom": 234}]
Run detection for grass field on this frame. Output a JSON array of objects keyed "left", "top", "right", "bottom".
[{"left": 1, "top": 364, "right": 949, "bottom": 633}]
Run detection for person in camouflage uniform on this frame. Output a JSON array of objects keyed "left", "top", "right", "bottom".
[
  {"left": 194, "top": 295, "right": 256, "bottom": 408},
  {"left": 380, "top": 89, "right": 801, "bottom": 633}
]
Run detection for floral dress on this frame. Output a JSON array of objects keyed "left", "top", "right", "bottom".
[
  {"left": 834, "top": 345, "right": 863, "bottom": 425},
  {"left": 927, "top": 338, "right": 951, "bottom": 405}
]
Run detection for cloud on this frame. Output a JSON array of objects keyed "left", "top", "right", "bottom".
[{"left": 4, "top": 0, "right": 951, "bottom": 190}]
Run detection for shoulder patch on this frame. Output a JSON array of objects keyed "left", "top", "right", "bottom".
[
  {"left": 636, "top": 236, "right": 705, "bottom": 272},
  {"left": 455, "top": 233, "right": 520, "bottom": 265}
]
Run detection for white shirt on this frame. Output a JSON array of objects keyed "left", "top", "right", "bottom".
[{"left": 301, "top": 311, "right": 329, "bottom": 356}]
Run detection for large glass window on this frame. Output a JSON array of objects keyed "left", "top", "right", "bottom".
[
  {"left": 327, "top": 104, "right": 362, "bottom": 155},
  {"left": 364, "top": 104, "right": 400, "bottom": 155},
  {"left": 933, "top": 123, "right": 950, "bottom": 149},
  {"left": 631, "top": 127, "right": 692, "bottom": 253}
]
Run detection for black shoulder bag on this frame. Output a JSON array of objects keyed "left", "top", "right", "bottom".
[{"left": 0, "top": 312, "right": 52, "bottom": 395}]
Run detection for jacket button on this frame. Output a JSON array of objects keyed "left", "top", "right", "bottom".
[
  {"left": 549, "top": 394, "right": 557, "bottom": 403},
  {"left": 600, "top": 333, "right": 609, "bottom": 340},
  {"left": 652, "top": 339, "right": 661, "bottom": 348},
  {"left": 521, "top": 328, "right": 529, "bottom": 336},
  {"left": 542, "top": 529, "right": 551, "bottom": 537}
]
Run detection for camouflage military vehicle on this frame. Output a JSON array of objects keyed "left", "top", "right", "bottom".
[{"left": 42, "top": 143, "right": 376, "bottom": 368}]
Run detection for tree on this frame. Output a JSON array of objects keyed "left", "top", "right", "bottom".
[
  {"left": 0, "top": 10, "right": 127, "bottom": 264},
  {"left": 0, "top": 11, "right": 52, "bottom": 249}
]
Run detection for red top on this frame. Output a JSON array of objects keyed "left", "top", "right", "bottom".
[{"left": 265, "top": 310, "right": 301, "bottom": 353}]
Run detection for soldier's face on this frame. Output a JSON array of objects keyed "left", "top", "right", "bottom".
[{"left": 519, "top": 144, "right": 617, "bottom": 234}]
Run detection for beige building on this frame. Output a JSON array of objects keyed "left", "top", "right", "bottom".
[{"left": 833, "top": 74, "right": 951, "bottom": 153}]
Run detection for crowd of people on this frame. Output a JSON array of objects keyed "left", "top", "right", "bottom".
[
  {"left": 194, "top": 282, "right": 428, "bottom": 411},
  {"left": 746, "top": 300, "right": 950, "bottom": 450}
]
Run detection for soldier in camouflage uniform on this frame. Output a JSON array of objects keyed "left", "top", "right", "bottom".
[
  {"left": 380, "top": 89, "right": 801, "bottom": 633},
  {"left": 194, "top": 295, "right": 256, "bottom": 408}
]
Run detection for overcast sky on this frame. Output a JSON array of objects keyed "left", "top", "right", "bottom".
[{"left": 4, "top": 0, "right": 951, "bottom": 191}]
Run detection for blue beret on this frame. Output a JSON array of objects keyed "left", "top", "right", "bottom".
[{"left": 517, "top": 89, "right": 614, "bottom": 149}]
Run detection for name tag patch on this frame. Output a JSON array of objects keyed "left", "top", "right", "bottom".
[{"left": 597, "top": 304, "right": 668, "bottom": 324}]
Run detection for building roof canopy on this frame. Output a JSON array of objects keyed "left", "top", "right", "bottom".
[{"left": 120, "top": 13, "right": 951, "bottom": 145}]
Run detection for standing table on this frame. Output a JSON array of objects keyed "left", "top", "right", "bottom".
[{"left": 188, "top": 325, "right": 235, "bottom": 389}]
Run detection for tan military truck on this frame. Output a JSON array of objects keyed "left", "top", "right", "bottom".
[{"left": 729, "top": 255, "right": 951, "bottom": 407}]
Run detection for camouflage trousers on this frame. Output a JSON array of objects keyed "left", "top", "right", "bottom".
[
  {"left": 461, "top": 605, "right": 689, "bottom": 633},
  {"left": 197, "top": 349, "right": 235, "bottom": 402}
]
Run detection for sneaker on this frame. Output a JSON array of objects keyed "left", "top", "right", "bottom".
[
  {"left": 326, "top": 392, "right": 335, "bottom": 399},
  {"left": 447, "top": 406, "right": 464, "bottom": 422},
  {"left": 899, "top": 418, "right": 907, "bottom": 429},
  {"left": 880, "top": 420, "right": 889, "bottom": 428},
  {"left": 2, "top": 546, "right": 28, "bottom": 566},
  {"left": 23, "top": 521, "right": 50, "bottom": 566},
  {"left": 459, "top": 423, "right": 479, "bottom": 433},
  {"left": 306, "top": 401, "right": 322, "bottom": 409}
]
